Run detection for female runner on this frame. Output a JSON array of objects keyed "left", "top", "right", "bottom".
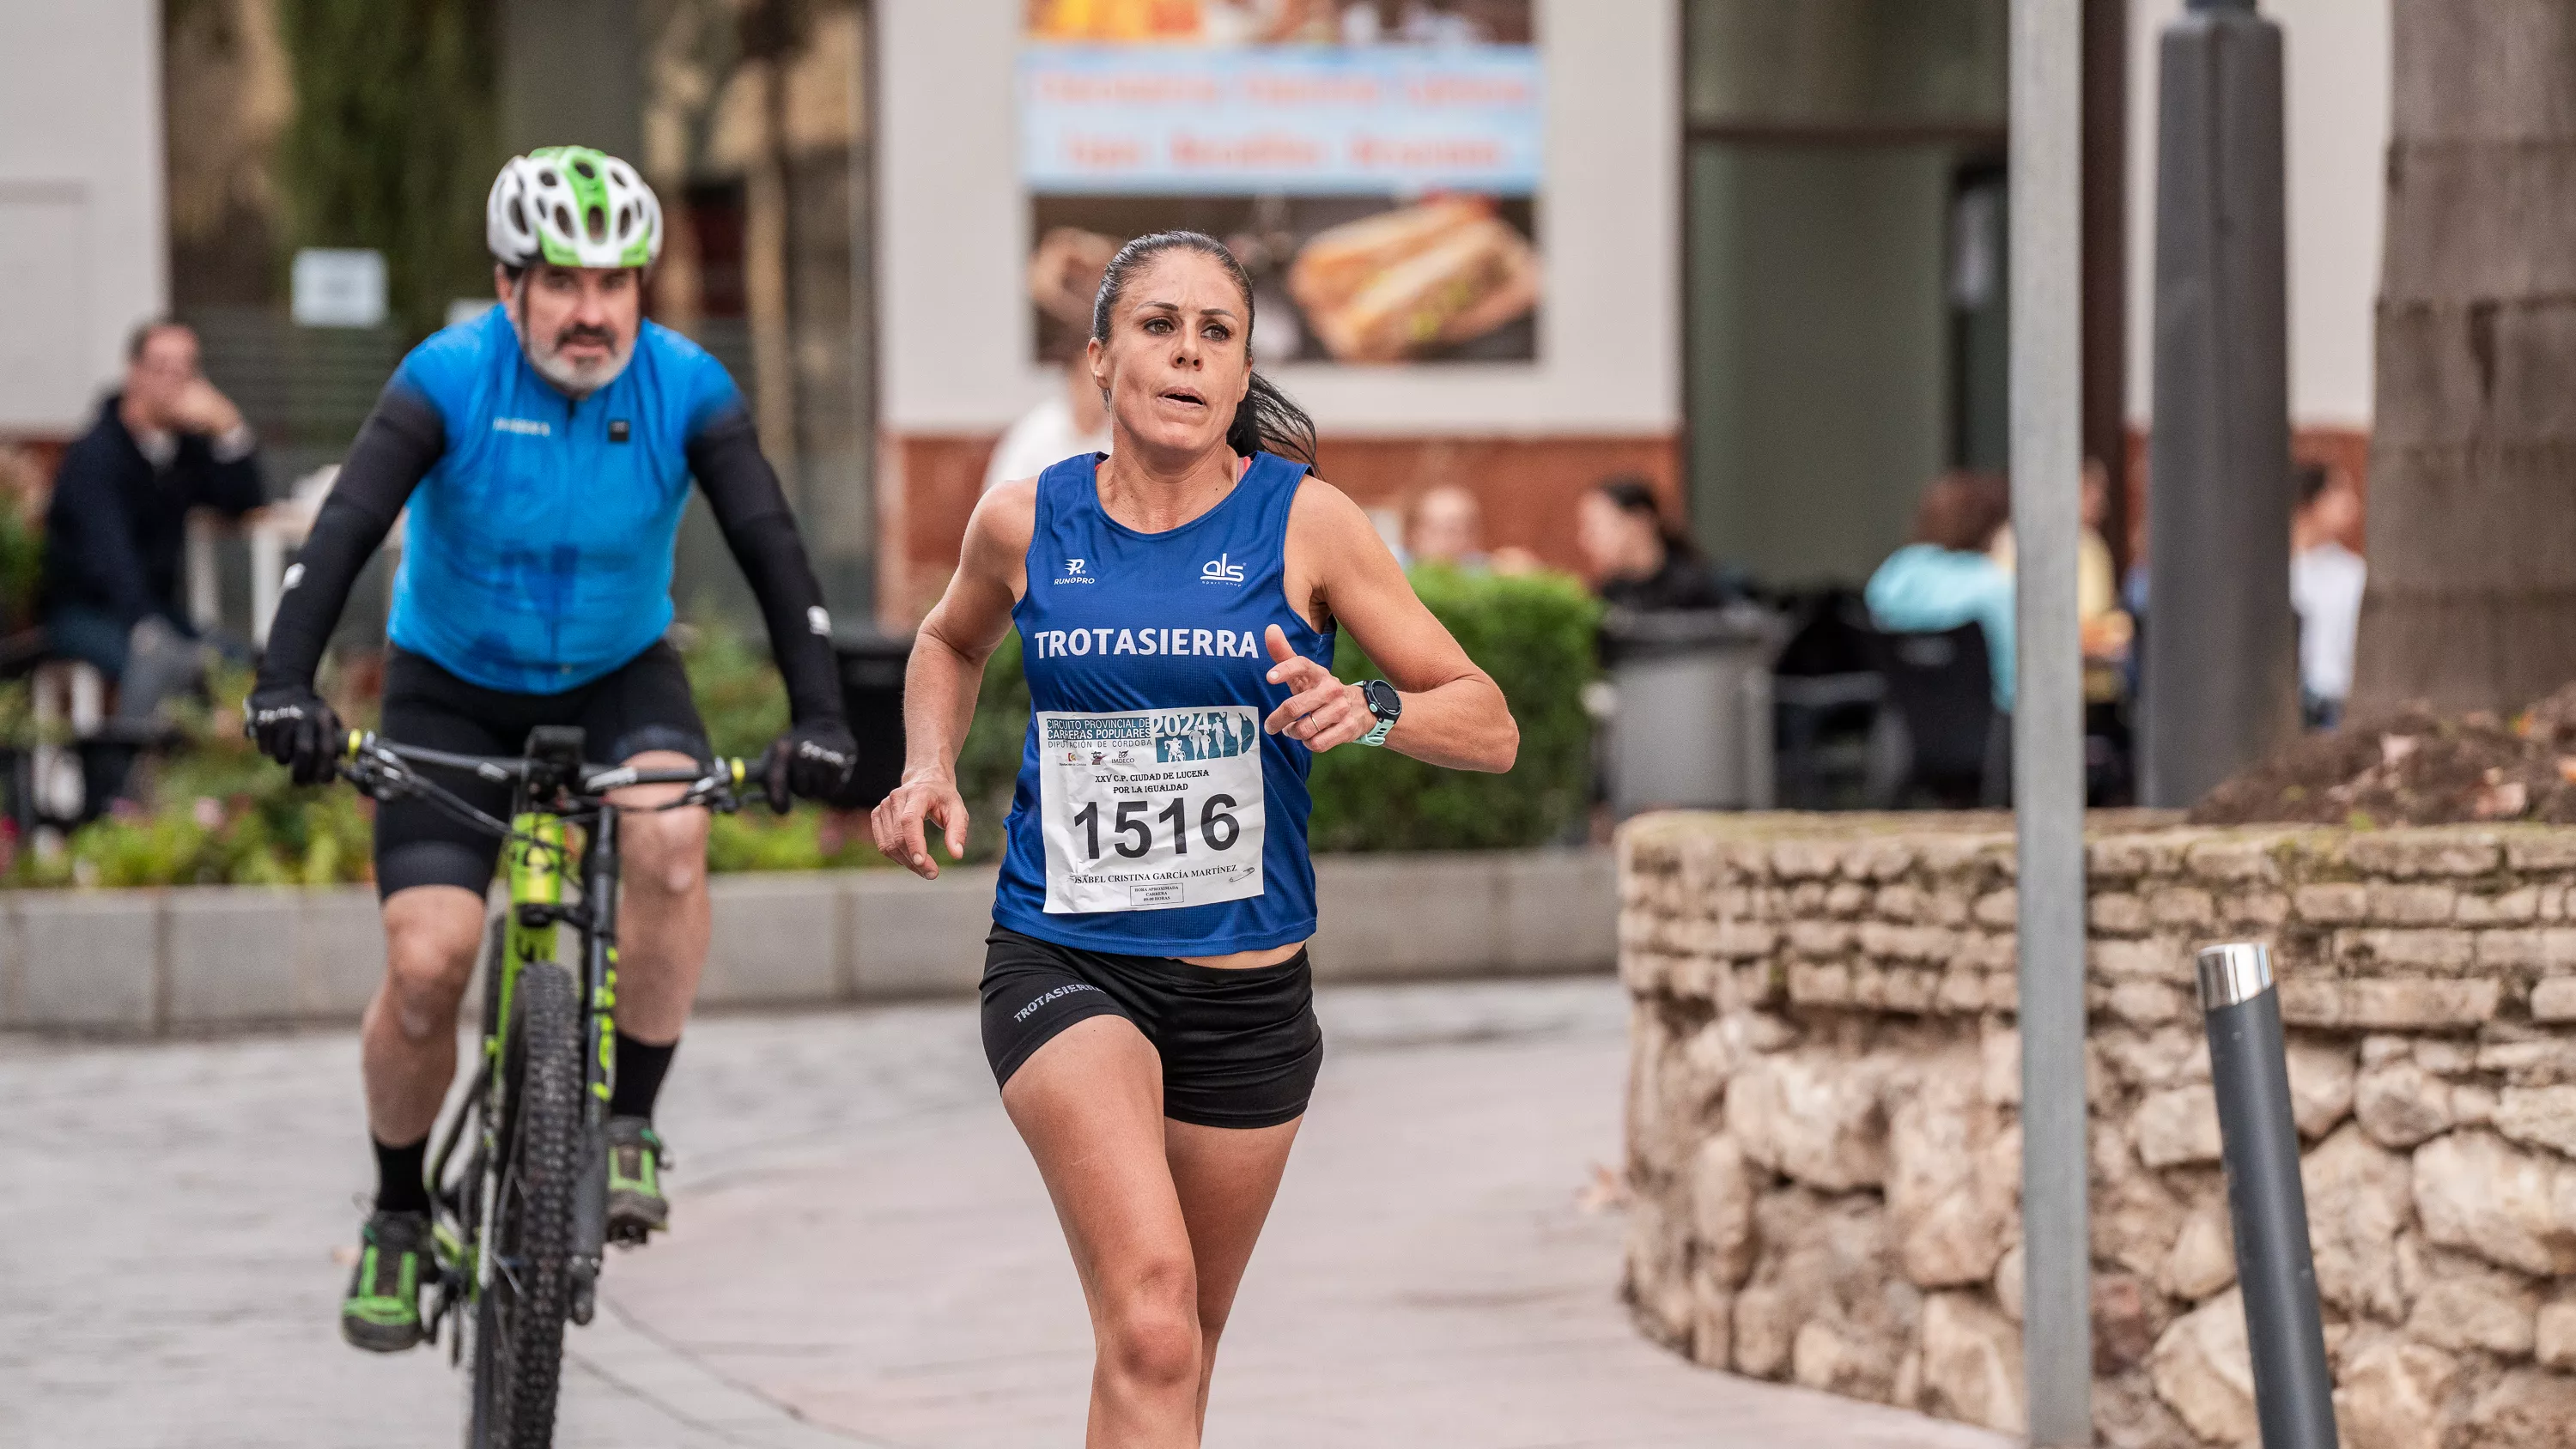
[{"left": 872, "top": 230, "right": 1519, "bottom": 1446}]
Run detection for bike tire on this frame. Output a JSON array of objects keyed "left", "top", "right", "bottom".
[{"left": 465, "top": 959, "right": 582, "bottom": 1449}]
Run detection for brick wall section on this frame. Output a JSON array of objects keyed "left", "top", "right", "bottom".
[{"left": 1619, "top": 811, "right": 2576, "bottom": 1447}]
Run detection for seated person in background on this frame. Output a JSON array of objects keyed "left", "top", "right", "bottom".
[
  {"left": 43, "top": 319, "right": 264, "bottom": 729},
  {"left": 1867, "top": 470, "right": 2016, "bottom": 711},
  {"left": 1989, "top": 457, "right": 2135, "bottom": 693},
  {"left": 1579, "top": 476, "right": 1740, "bottom": 612},
  {"left": 1402, "top": 483, "right": 1540, "bottom": 573},
  {"left": 2290, "top": 462, "right": 2366, "bottom": 729}
]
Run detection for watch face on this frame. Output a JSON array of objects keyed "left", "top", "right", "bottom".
[{"left": 1364, "top": 680, "right": 1401, "bottom": 718}]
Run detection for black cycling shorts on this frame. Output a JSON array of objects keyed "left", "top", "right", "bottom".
[
  {"left": 980, "top": 925, "right": 1324, "bottom": 1130},
  {"left": 373, "top": 642, "right": 710, "bottom": 900}
]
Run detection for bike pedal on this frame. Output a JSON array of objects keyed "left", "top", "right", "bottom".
[{"left": 606, "top": 1221, "right": 653, "bottom": 1248}]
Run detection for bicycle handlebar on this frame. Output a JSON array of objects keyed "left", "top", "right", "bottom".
[{"left": 338, "top": 731, "right": 755, "bottom": 821}]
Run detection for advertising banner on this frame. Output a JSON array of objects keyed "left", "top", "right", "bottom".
[{"left": 1021, "top": 1, "right": 1541, "bottom": 366}]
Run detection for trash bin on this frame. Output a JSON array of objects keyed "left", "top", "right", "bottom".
[
  {"left": 831, "top": 629, "right": 913, "bottom": 811},
  {"left": 1601, "top": 605, "right": 1780, "bottom": 816}
]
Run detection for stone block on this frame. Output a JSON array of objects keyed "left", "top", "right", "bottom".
[
  {"left": 1849, "top": 838, "right": 1916, "bottom": 881},
  {"left": 16, "top": 891, "right": 159, "bottom": 1033},
  {"left": 2277, "top": 977, "right": 2502, "bottom": 1030},
  {"left": 1788, "top": 920, "right": 1856, "bottom": 956},
  {"left": 1728, "top": 1050, "right": 1889, "bottom": 1192},
  {"left": 2149, "top": 888, "right": 2215, "bottom": 928},
  {"left": 1916, "top": 1293, "right": 2025, "bottom": 1434},
  {"left": 2088, "top": 892, "right": 2148, "bottom": 934},
  {"left": 2295, "top": 882, "right": 2372, "bottom": 923},
  {"left": 1688, "top": 1136, "right": 1757, "bottom": 1289},
  {"left": 2495, "top": 1085, "right": 2576, "bottom": 1159},
  {"left": 2458, "top": 887, "right": 2543, "bottom": 925},
  {"left": 2534, "top": 977, "right": 2576, "bottom": 1023},
  {"left": 1872, "top": 883, "right": 1925, "bottom": 922},
  {"left": 2149, "top": 1288, "right": 2258, "bottom": 1445},
  {"left": 2358, "top": 1061, "right": 2461, "bottom": 1149},
  {"left": 1886, "top": 1061, "right": 2013, "bottom": 1288},
  {"left": 1970, "top": 889, "right": 2014, "bottom": 928},
  {"left": 2187, "top": 836, "right": 2286, "bottom": 883},
  {"left": 2505, "top": 831, "right": 2576, "bottom": 870},
  {"left": 2306, "top": 1125, "right": 2412, "bottom": 1318},
  {"left": 2479, "top": 928, "right": 2576, "bottom": 971},
  {"left": 702, "top": 875, "right": 848, "bottom": 1006},
  {"left": 2466, "top": 1369, "right": 2576, "bottom": 1449},
  {"left": 849, "top": 867, "right": 996, "bottom": 997},
  {"left": 2413, "top": 1130, "right": 2576, "bottom": 1277},
  {"left": 2159, "top": 1196, "right": 2236, "bottom": 1302},
  {"left": 1710, "top": 920, "right": 1780, "bottom": 960},
  {"left": 2537, "top": 1302, "right": 2576, "bottom": 1370},
  {"left": 2345, "top": 830, "right": 2504, "bottom": 879},
  {"left": 2091, "top": 937, "right": 2184, "bottom": 981},
  {"left": 2287, "top": 1040, "right": 2358, "bottom": 1138},
  {"left": 2135, "top": 1084, "right": 2223, "bottom": 1168},
  {"left": 2221, "top": 890, "right": 2292, "bottom": 928},
  {"left": 1770, "top": 839, "right": 1843, "bottom": 880},
  {"left": 165, "top": 889, "right": 300, "bottom": 1026},
  {"left": 2406, "top": 1261, "right": 2538, "bottom": 1355},
  {"left": 2371, "top": 883, "right": 2460, "bottom": 925},
  {"left": 2336, "top": 928, "right": 2476, "bottom": 973},
  {"left": 2332, "top": 1335, "right": 2458, "bottom": 1449},
  {"left": 2105, "top": 979, "right": 2190, "bottom": 1026},
  {"left": 1785, "top": 961, "right": 1851, "bottom": 1006}
]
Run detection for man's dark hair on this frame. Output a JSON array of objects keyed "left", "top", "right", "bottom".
[
  {"left": 2296, "top": 463, "right": 2333, "bottom": 509},
  {"left": 126, "top": 318, "right": 191, "bottom": 362},
  {"left": 1595, "top": 475, "right": 1702, "bottom": 562},
  {"left": 1908, "top": 470, "right": 2012, "bottom": 554}
]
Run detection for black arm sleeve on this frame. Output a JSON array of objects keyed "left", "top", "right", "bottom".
[
  {"left": 685, "top": 405, "right": 845, "bottom": 724},
  {"left": 254, "top": 384, "right": 444, "bottom": 692}
]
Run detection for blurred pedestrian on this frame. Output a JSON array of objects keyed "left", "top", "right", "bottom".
[
  {"left": 983, "top": 363, "right": 1113, "bottom": 494},
  {"left": 1578, "top": 476, "right": 1738, "bottom": 612},
  {"left": 987, "top": 226, "right": 1121, "bottom": 494},
  {"left": 1866, "top": 470, "right": 2015, "bottom": 710},
  {"left": 2291, "top": 462, "right": 2366, "bottom": 728},
  {"left": 42, "top": 318, "right": 264, "bottom": 731}
]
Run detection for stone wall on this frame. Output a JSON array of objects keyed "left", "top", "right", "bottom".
[{"left": 1619, "top": 812, "right": 2576, "bottom": 1448}]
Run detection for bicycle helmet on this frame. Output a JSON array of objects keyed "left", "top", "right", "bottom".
[{"left": 487, "top": 146, "right": 661, "bottom": 270}]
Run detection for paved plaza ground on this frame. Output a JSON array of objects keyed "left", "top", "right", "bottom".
[{"left": 4, "top": 978, "right": 2009, "bottom": 1448}]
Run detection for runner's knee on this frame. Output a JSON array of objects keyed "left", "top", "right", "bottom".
[{"left": 1101, "top": 1258, "right": 1201, "bottom": 1391}]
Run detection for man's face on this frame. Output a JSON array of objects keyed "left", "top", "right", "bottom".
[
  {"left": 500, "top": 264, "right": 641, "bottom": 393},
  {"left": 125, "top": 327, "right": 200, "bottom": 428}
]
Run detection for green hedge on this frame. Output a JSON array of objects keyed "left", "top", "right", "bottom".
[{"left": 10, "top": 569, "right": 1597, "bottom": 887}]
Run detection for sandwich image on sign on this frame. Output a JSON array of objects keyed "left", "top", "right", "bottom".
[{"left": 1287, "top": 197, "right": 1540, "bottom": 363}]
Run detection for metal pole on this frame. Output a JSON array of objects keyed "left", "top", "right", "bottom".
[
  {"left": 2197, "top": 944, "right": 2339, "bottom": 1449},
  {"left": 2010, "top": 2, "right": 2092, "bottom": 1442},
  {"left": 2139, "top": 0, "right": 2298, "bottom": 805}
]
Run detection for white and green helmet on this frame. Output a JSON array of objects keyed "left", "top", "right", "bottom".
[{"left": 486, "top": 146, "right": 662, "bottom": 270}]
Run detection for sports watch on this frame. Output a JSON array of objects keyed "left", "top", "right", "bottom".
[{"left": 1358, "top": 679, "right": 1402, "bottom": 746}]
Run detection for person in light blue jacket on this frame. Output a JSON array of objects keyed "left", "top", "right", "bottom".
[{"left": 1866, "top": 470, "right": 2015, "bottom": 710}]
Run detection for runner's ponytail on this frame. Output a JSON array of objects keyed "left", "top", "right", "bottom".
[{"left": 1093, "top": 230, "right": 1317, "bottom": 465}]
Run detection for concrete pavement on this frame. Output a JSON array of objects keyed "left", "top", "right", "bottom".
[{"left": 3, "top": 979, "right": 2008, "bottom": 1448}]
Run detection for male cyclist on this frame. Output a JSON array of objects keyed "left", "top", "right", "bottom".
[{"left": 246, "top": 147, "right": 858, "bottom": 1353}]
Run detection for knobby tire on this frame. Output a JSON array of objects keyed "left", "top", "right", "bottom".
[{"left": 466, "top": 959, "right": 581, "bottom": 1449}]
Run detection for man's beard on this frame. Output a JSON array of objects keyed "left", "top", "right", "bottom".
[{"left": 519, "top": 316, "right": 634, "bottom": 396}]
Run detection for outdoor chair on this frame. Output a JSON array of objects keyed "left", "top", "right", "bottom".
[{"left": 1862, "top": 621, "right": 2006, "bottom": 809}]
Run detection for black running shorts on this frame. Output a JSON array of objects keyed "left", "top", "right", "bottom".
[
  {"left": 373, "top": 642, "right": 711, "bottom": 900},
  {"left": 979, "top": 925, "right": 1324, "bottom": 1130}
]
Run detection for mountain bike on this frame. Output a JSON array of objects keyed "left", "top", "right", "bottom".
[{"left": 333, "top": 724, "right": 756, "bottom": 1448}]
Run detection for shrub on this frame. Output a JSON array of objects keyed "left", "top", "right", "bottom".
[{"left": 1307, "top": 566, "right": 1600, "bottom": 852}]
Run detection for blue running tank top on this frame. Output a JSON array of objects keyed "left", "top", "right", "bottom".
[{"left": 993, "top": 451, "right": 1334, "bottom": 955}]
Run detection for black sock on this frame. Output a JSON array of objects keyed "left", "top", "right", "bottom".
[
  {"left": 373, "top": 1134, "right": 431, "bottom": 1216},
  {"left": 610, "top": 1031, "right": 678, "bottom": 1121}
]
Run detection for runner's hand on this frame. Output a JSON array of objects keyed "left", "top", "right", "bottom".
[
  {"left": 872, "top": 773, "right": 969, "bottom": 880},
  {"left": 761, "top": 718, "right": 859, "bottom": 813},
  {"left": 1261, "top": 624, "right": 1372, "bottom": 752},
  {"left": 246, "top": 684, "right": 344, "bottom": 785}
]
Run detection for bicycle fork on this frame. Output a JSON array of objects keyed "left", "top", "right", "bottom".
[{"left": 568, "top": 805, "right": 623, "bottom": 1324}]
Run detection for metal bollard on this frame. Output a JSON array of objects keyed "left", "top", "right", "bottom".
[{"left": 2197, "top": 943, "right": 2339, "bottom": 1449}]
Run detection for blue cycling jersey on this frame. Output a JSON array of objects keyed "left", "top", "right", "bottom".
[{"left": 380, "top": 306, "right": 740, "bottom": 694}]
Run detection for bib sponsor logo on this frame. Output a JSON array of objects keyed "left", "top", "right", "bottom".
[
  {"left": 1200, "top": 552, "right": 1245, "bottom": 585},
  {"left": 492, "top": 416, "right": 551, "bottom": 437},
  {"left": 1030, "top": 625, "right": 1260, "bottom": 660}
]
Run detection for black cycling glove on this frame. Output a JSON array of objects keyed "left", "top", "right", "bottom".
[
  {"left": 761, "top": 718, "right": 859, "bottom": 814},
  {"left": 246, "top": 685, "right": 345, "bottom": 786}
]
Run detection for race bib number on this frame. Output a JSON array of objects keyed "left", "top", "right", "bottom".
[{"left": 1036, "top": 707, "right": 1266, "bottom": 914}]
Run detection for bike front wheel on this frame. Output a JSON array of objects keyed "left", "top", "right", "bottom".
[{"left": 465, "top": 959, "right": 583, "bottom": 1448}]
